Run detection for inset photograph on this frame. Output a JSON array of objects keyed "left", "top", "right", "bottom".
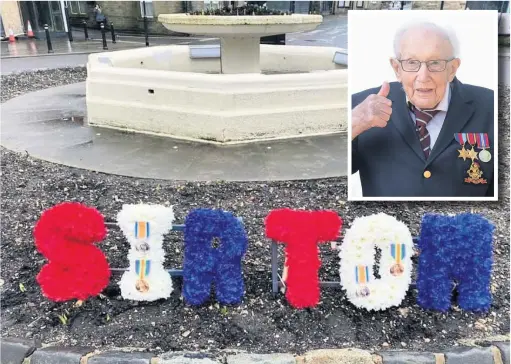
[{"left": 348, "top": 10, "right": 498, "bottom": 200}]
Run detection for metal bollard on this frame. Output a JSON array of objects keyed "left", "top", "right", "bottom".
[
  {"left": 100, "top": 23, "right": 108, "bottom": 50},
  {"left": 83, "top": 20, "right": 89, "bottom": 40},
  {"left": 110, "top": 22, "right": 116, "bottom": 43},
  {"left": 44, "top": 24, "right": 53, "bottom": 53},
  {"left": 142, "top": 0, "right": 149, "bottom": 46}
]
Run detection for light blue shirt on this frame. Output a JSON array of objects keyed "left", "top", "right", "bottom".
[{"left": 407, "top": 83, "right": 451, "bottom": 149}]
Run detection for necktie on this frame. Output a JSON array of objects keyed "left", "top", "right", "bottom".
[{"left": 409, "top": 103, "right": 439, "bottom": 159}]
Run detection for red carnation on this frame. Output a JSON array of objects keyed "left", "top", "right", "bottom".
[
  {"left": 34, "top": 202, "right": 110, "bottom": 302},
  {"left": 265, "top": 208, "right": 342, "bottom": 309}
]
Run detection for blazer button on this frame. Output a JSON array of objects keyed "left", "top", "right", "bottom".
[{"left": 423, "top": 170, "right": 432, "bottom": 179}]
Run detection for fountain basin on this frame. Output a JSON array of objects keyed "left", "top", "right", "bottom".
[
  {"left": 158, "top": 14, "right": 323, "bottom": 37},
  {"left": 159, "top": 13, "right": 323, "bottom": 74},
  {"left": 86, "top": 45, "right": 348, "bottom": 144}
]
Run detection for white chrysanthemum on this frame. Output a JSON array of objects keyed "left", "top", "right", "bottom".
[
  {"left": 339, "top": 213, "right": 413, "bottom": 311},
  {"left": 117, "top": 204, "right": 174, "bottom": 244},
  {"left": 117, "top": 204, "right": 174, "bottom": 301}
]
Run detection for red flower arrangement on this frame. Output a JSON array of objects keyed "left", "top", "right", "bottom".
[
  {"left": 34, "top": 202, "right": 111, "bottom": 302},
  {"left": 265, "top": 208, "right": 342, "bottom": 309}
]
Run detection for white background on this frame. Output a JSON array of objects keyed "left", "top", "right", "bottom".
[
  {"left": 349, "top": 10, "right": 497, "bottom": 93},
  {"left": 348, "top": 10, "right": 498, "bottom": 199}
]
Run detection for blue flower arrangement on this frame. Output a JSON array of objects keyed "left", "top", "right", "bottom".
[
  {"left": 417, "top": 212, "right": 494, "bottom": 312},
  {"left": 183, "top": 208, "right": 248, "bottom": 306}
]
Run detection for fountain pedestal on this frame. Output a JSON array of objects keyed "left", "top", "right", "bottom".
[
  {"left": 158, "top": 13, "right": 323, "bottom": 74},
  {"left": 220, "top": 36, "right": 260, "bottom": 74}
]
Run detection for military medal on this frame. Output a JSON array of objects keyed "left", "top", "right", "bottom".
[
  {"left": 465, "top": 133, "right": 479, "bottom": 161},
  {"left": 135, "top": 259, "right": 151, "bottom": 293},
  {"left": 355, "top": 265, "right": 370, "bottom": 297},
  {"left": 390, "top": 243, "right": 405, "bottom": 277},
  {"left": 134, "top": 221, "right": 150, "bottom": 252},
  {"left": 136, "top": 242, "right": 150, "bottom": 252},
  {"left": 454, "top": 133, "right": 469, "bottom": 161},
  {"left": 476, "top": 133, "right": 492, "bottom": 163},
  {"left": 464, "top": 161, "right": 487, "bottom": 185}
]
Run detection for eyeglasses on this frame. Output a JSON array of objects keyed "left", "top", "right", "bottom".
[{"left": 397, "top": 58, "right": 455, "bottom": 72}]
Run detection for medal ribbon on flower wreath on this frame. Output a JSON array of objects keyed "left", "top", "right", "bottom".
[
  {"left": 476, "top": 133, "right": 492, "bottom": 163},
  {"left": 454, "top": 133, "right": 469, "bottom": 160},
  {"left": 390, "top": 243, "right": 406, "bottom": 276},
  {"left": 465, "top": 133, "right": 487, "bottom": 185},
  {"left": 135, "top": 259, "right": 151, "bottom": 293},
  {"left": 135, "top": 220, "right": 151, "bottom": 293},
  {"left": 135, "top": 221, "right": 151, "bottom": 252},
  {"left": 355, "top": 265, "right": 370, "bottom": 297}
]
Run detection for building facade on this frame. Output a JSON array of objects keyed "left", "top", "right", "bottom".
[{"left": 0, "top": 1, "right": 24, "bottom": 38}]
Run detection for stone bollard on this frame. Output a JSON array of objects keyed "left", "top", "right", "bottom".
[{"left": 44, "top": 24, "right": 53, "bottom": 53}]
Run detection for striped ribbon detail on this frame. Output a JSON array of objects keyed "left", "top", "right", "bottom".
[
  {"left": 454, "top": 133, "right": 468, "bottom": 145},
  {"left": 355, "top": 265, "right": 370, "bottom": 284},
  {"left": 390, "top": 243, "right": 406, "bottom": 263},
  {"left": 135, "top": 259, "right": 151, "bottom": 279},
  {"left": 476, "top": 133, "right": 489, "bottom": 149},
  {"left": 134, "top": 221, "right": 150, "bottom": 239}
]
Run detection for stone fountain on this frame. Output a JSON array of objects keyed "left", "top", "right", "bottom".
[{"left": 86, "top": 9, "right": 348, "bottom": 143}]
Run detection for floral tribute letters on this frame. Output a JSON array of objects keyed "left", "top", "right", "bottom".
[
  {"left": 117, "top": 204, "right": 175, "bottom": 301},
  {"left": 339, "top": 213, "right": 414, "bottom": 311},
  {"left": 265, "top": 208, "right": 343, "bottom": 309},
  {"left": 34, "top": 202, "right": 110, "bottom": 302},
  {"left": 33, "top": 202, "right": 494, "bottom": 313},
  {"left": 183, "top": 209, "right": 248, "bottom": 306},
  {"left": 417, "top": 213, "right": 494, "bottom": 312}
]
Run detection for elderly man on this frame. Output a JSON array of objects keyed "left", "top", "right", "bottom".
[{"left": 351, "top": 22, "right": 494, "bottom": 198}]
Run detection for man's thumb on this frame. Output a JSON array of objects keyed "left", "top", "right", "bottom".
[{"left": 377, "top": 81, "right": 390, "bottom": 97}]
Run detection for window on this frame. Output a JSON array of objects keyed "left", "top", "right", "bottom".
[
  {"left": 140, "top": 0, "right": 154, "bottom": 18},
  {"left": 69, "top": 1, "right": 87, "bottom": 15}
]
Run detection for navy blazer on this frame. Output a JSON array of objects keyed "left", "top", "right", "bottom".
[{"left": 352, "top": 78, "right": 494, "bottom": 197}]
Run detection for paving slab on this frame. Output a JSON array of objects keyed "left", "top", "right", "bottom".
[
  {"left": 378, "top": 351, "right": 436, "bottom": 364},
  {"left": 226, "top": 353, "right": 295, "bottom": 364},
  {"left": 0, "top": 337, "right": 39, "bottom": 364},
  {"left": 87, "top": 351, "right": 154, "bottom": 364},
  {"left": 0, "top": 82, "right": 347, "bottom": 181},
  {"left": 30, "top": 346, "right": 92, "bottom": 364},
  {"left": 159, "top": 351, "right": 218, "bottom": 364},
  {"left": 300, "top": 348, "right": 373, "bottom": 364},
  {"left": 444, "top": 346, "right": 494, "bottom": 364},
  {"left": 493, "top": 341, "right": 510, "bottom": 364}
]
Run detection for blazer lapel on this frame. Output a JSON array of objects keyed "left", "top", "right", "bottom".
[
  {"left": 426, "top": 78, "right": 475, "bottom": 167},
  {"left": 389, "top": 83, "right": 426, "bottom": 162}
]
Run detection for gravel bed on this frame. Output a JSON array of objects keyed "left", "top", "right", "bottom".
[{"left": 0, "top": 68, "right": 509, "bottom": 355}]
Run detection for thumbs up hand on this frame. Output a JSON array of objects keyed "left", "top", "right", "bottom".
[{"left": 351, "top": 82, "right": 393, "bottom": 140}]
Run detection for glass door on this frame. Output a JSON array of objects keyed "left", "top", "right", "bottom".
[{"left": 49, "top": 1, "right": 65, "bottom": 32}]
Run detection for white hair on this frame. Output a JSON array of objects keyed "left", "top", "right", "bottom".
[{"left": 393, "top": 21, "right": 460, "bottom": 59}]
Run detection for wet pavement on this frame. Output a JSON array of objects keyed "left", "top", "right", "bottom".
[
  {"left": 1, "top": 82, "right": 347, "bottom": 181},
  {"left": 287, "top": 14, "right": 347, "bottom": 49}
]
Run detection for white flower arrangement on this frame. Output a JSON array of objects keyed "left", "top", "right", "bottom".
[
  {"left": 339, "top": 213, "right": 413, "bottom": 311},
  {"left": 117, "top": 204, "right": 174, "bottom": 301}
]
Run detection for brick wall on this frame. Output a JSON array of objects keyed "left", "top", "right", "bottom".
[
  {"left": 96, "top": 1, "right": 185, "bottom": 35},
  {"left": 0, "top": 1, "right": 24, "bottom": 36},
  {"left": 412, "top": 1, "right": 465, "bottom": 10},
  {"left": 442, "top": 1, "right": 466, "bottom": 10},
  {"left": 412, "top": 1, "right": 441, "bottom": 10}
]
